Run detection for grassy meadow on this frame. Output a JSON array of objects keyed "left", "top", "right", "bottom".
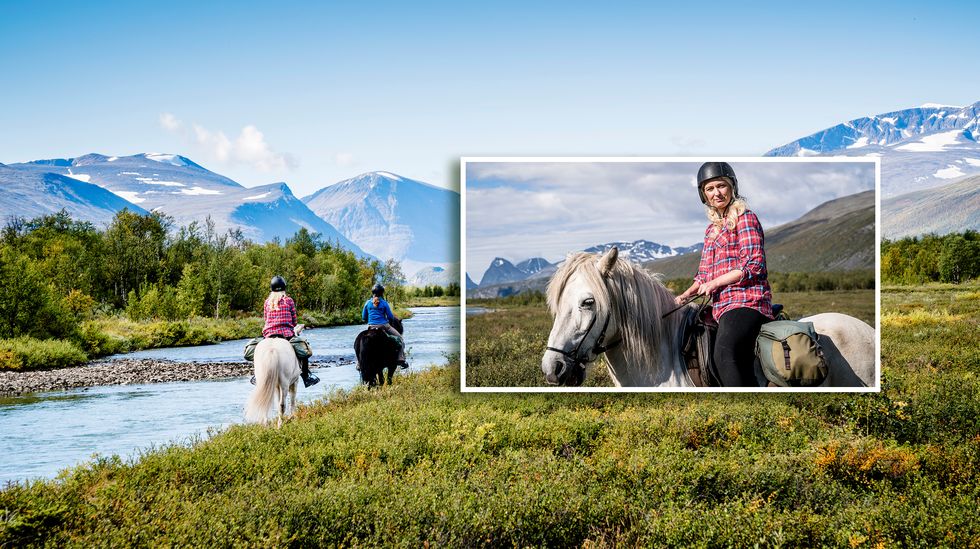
[
  {"left": 1, "top": 284, "right": 978, "bottom": 546},
  {"left": 466, "top": 289, "right": 875, "bottom": 388}
]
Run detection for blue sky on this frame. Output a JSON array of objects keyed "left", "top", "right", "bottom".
[
  {"left": 1, "top": 1, "right": 976, "bottom": 198},
  {"left": 465, "top": 159, "right": 876, "bottom": 280}
]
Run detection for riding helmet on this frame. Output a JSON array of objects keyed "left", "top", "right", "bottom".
[
  {"left": 696, "top": 162, "right": 739, "bottom": 204},
  {"left": 371, "top": 283, "right": 385, "bottom": 297},
  {"left": 270, "top": 275, "right": 287, "bottom": 292}
]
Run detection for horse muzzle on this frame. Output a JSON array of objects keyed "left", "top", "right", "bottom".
[{"left": 542, "top": 350, "right": 586, "bottom": 387}]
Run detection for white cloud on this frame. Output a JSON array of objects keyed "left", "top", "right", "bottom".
[
  {"left": 159, "top": 112, "right": 182, "bottom": 132},
  {"left": 159, "top": 113, "right": 297, "bottom": 173}
]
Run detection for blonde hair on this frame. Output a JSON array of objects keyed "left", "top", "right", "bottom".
[
  {"left": 266, "top": 290, "right": 286, "bottom": 310},
  {"left": 706, "top": 196, "right": 748, "bottom": 238}
]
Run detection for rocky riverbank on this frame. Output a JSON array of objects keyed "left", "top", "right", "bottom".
[{"left": 0, "top": 357, "right": 355, "bottom": 397}]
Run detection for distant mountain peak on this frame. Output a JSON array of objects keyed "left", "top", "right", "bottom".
[
  {"left": 303, "top": 171, "right": 459, "bottom": 264},
  {"left": 140, "top": 153, "right": 201, "bottom": 169}
]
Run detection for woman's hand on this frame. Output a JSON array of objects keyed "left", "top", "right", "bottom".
[{"left": 697, "top": 280, "right": 716, "bottom": 296}]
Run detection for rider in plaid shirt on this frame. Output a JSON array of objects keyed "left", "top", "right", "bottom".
[
  {"left": 693, "top": 209, "right": 773, "bottom": 322},
  {"left": 248, "top": 275, "right": 319, "bottom": 388},
  {"left": 263, "top": 294, "right": 297, "bottom": 338},
  {"left": 676, "top": 162, "right": 774, "bottom": 387}
]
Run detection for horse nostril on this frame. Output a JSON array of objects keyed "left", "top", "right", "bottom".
[{"left": 555, "top": 361, "right": 568, "bottom": 382}]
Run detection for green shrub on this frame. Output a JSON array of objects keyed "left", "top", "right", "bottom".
[{"left": 0, "top": 337, "right": 87, "bottom": 370}]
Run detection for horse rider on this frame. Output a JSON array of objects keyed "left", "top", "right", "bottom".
[
  {"left": 362, "top": 283, "right": 409, "bottom": 369},
  {"left": 674, "top": 162, "right": 774, "bottom": 386},
  {"left": 248, "top": 275, "right": 319, "bottom": 387}
]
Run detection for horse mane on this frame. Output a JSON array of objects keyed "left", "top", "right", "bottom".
[{"left": 547, "top": 252, "right": 683, "bottom": 377}]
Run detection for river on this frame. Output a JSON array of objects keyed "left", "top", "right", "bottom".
[{"left": 0, "top": 306, "right": 459, "bottom": 485}]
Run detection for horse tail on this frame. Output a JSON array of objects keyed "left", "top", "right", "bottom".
[{"left": 244, "top": 343, "right": 280, "bottom": 423}]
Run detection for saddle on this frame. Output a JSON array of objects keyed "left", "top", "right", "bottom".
[{"left": 680, "top": 302, "right": 784, "bottom": 387}]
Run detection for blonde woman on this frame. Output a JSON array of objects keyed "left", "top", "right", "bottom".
[
  {"left": 675, "top": 162, "right": 773, "bottom": 386},
  {"left": 250, "top": 275, "right": 319, "bottom": 387}
]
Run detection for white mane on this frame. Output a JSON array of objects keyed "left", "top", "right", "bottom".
[{"left": 547, "top": 252, "right": 688, "bottom": 385}]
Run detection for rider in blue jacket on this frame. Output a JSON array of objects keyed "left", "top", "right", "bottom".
[{"left": 362, "top": 283, "right": 408, "bottom": 368}]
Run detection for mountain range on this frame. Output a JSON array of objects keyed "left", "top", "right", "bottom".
[
  {"left": 0, "top": 163, "right": 150, "bottom": 225},
  {"left": 2, "top": 153, "right": 367, "bottom": 255},
  {"left": 470, "top": 240, "right": 704, "bottom": 298},
  {"left": 767, "top": 101, "right": 980, "bottom": 237},
  {"left": 0, "top": 154, "right": 462, "bottom": 277},
  {"left": 470, "top": 190, "right": 874, "bottom": 298}
]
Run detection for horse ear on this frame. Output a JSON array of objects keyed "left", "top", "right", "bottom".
[{"left": 598, "top": 247, "right": 618, "bottom": 277}]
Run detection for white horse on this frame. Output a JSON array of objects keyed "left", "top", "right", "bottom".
[
  {"left": 244, "top": 325, "right": 305, "bottom": 427},
  {"left": 541, "top": 248, "right": 875, "bottom": 388}
]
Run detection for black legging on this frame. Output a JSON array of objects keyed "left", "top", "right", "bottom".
[{"left": 714, "top": 307, "right": 769, "bottom": 387}]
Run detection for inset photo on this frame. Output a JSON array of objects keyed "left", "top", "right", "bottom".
[{"left": 462, "top": 158, "right": 880, "bottom": 392}]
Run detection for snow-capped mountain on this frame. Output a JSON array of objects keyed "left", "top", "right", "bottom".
[
  {"left": 582, "top": 239, "right": 699, "bottom": 262},
  {"left": 2, "top": 153, "right": 368, "bottom": 256},
  {"left": 466, "top": 273, "right": 478, "bottom": 290},
  {"left": 473, "top": 242, "right": 699, "bottom": 290},
  {"left": 303, "top": 171, "right": 459, "bottom": 264},
  {"left": 766, "top": 102, "right": 980, "bottom": 198},
  {"left": 0, "top": 163, "right": 148, "bottom": 225},
  {"left": 478, "top": 257, "right": 529, "bottom": 287},
  {"left": 515, "top": 257, "right": 553, "bottom": 276},
  {"left": 409, "top": 265, "right": 460, "bottom": 287}
]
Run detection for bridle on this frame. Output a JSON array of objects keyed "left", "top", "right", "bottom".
[{"left": 546, "top": 305, "right": 621, "bottom": 371}]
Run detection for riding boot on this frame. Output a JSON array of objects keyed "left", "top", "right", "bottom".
[{"left": 300, "top": 356, "right": 319, "bottom": 388}]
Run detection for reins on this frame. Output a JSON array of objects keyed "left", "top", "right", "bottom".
[{"left": 661, "top": 294, "right": 710, "bottom": 319}]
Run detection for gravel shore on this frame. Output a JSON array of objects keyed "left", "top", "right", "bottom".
[{"left": 0, "top": 357, "right": 355, "bottom": 397}]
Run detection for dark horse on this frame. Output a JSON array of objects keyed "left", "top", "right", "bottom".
[{"left": 354, "top": 317, "right": 404, "bottom": 387}]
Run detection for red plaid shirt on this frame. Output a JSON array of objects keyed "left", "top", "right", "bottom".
[
  {"left": 694, "top": 210, "right": 773, "bottom": 322},
  {"left": 262, "top": 295, "right": 297, "bottom": 338}
]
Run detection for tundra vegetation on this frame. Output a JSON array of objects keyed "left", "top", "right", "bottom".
[
  {"left": 1, "top": 250, "right": 977, "bottom": 544},
  {"left": 0, "top": 210, "right": 433, "bottom": 370}
]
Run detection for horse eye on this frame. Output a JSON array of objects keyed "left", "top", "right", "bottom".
[{"left": 581, "top": 298, "right": 595, "bottom": 308}]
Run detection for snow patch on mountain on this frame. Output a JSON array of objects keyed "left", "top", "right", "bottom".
[
  {"left": 934, "top": 166, "right": 965, "bottom": 179},
  {"left": 144, "top": 153, "right": 195, "bottom": 167},
  {"left": 65, "top": 170, "right": 90, "bottom": 183},
  {"left": 179, "top": 186, "right": 222, "bottom": 196},
  {"left": 894, "top": 130, "right": 965, "bottom": 152}
]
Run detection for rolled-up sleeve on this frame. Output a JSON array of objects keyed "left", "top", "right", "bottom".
[{"left": 736, "top": 212, "right": 767, "bottom": 282}]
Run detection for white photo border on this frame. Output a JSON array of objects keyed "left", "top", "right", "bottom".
[{"left": 460, "top": 156, "right": 882, "bottom": 393}]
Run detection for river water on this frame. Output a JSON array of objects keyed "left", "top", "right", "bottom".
[{"left": 0, "top": 306, "right": 459, "bottom": 485}]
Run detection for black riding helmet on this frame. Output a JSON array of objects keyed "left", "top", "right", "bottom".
[
  {"left": 270, "top": 275, "right": 287, "bottom": 292},
  {"left": 696, "top": 162, "right": 740, "bottom": 204},
  {"left": 371, "top": 283, "right": 385, "bottom": 297}
]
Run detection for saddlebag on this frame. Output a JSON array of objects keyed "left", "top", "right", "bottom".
[{"left": 755, "top": 320, "right": 827, "bottom": 387}]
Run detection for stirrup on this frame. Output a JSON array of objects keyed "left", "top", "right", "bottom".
[{"left": 301, "top": 372, "right": 320, "bottom": 388}]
